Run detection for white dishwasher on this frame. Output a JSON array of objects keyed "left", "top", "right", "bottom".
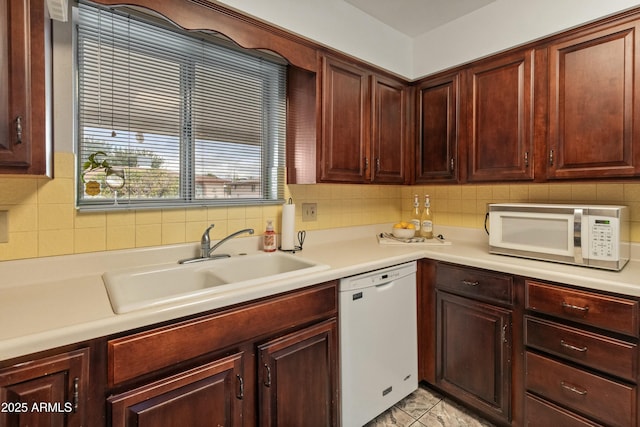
[{"left": 339, "top": 261, "right": 418, "bottom": 427}]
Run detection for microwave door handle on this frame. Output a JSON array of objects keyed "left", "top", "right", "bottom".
[{"left": 574, "top": 208, "right": 584, "bottom": 264}]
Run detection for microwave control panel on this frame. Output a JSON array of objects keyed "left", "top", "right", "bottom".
[{"left": 589, "top": 217, "right": 617, "bottom": 260}]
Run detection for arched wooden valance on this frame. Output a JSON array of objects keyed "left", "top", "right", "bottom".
[{"left": 88, "top": 0, "right": 319, "bottom": 72}]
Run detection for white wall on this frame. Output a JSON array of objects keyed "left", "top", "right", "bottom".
[
  {"left": 413, "top": 0, "right": 640, "bottom": 77},
  {"left": 213, "top": 0, "right": 414, "bottom": 78},
  {"left": 216, "top": 0, "right": 640, "bottom": 80}
]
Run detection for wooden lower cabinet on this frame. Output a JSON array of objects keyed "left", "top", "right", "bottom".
[
  {"left": 258, "top": 319, "right": 338, "bottom": 427},
  {"left": 524, "top": 279, "right": 639, "bottom": 426},
  {"left": 0, "top": 348, "right": 89, "bottom": 427},
  {"left": 105, "top": 281, "right": 339, "bottom": 426},
  {"left": 109, "top": 353, "right": 244, "bottom": 427},
  {"left": 436, "top": 290, "right": 512, "bottom": 422},
  {"left": 525, "top": 393, "right": 602, "bottom": 427}
]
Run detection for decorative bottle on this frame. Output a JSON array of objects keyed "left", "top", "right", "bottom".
[
  {"left": 410, "top": 194, "right": 422, "bottom": 233},
  {"left": 420, "top": 195, "right": 434, "bottom": 239},
  {"left": 263, "top": 220, "right": 277, "bottom": 252}
]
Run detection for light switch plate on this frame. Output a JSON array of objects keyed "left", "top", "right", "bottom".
[{"left": 0, "top": 211, "right": 7, "bottom": 243}]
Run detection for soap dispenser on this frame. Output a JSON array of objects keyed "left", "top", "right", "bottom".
[{"left": 263, "top": 220, "right": 277, "bottom": 252}]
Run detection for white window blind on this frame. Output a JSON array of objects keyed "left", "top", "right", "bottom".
[{"left": 76, "top": 2, "right": 286, "bottom": 209}]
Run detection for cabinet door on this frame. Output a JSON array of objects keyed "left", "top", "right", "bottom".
[
  {"left": 415, "top": 72, "right": 460, "bottom": 183},
  {"left": 258, "top": 319, "right": 338, "bottom": 427},
  {"left": 466, "top": 50, "right": 534, "bottom": 182},
  {"left": 0, "top": 348, "right": 89, "bottom": 427},
  {"left": 320, "top": 56, "right": 370, "bottom": 183},
  {"left": 0, "top": 0, "right": 51, "bottom": 176},
  {"left": 436, "top": 291, "right": 511, "bottom": 421},
  {"left": 371, "top": 74, "right": 408, "bottom": 184},
  {"left": 108, "top": 352, "right": 244, "bottom": 427},
  {"left": 547, "top": 21, "right": 640, "bottom": 179}
]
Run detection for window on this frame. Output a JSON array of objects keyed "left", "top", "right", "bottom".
[{"left": 76, "top": 2, "right": 286, "bottom": 210}]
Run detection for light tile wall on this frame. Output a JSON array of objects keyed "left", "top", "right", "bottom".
[
  {"left": 2, "top": 152, "right": 640, "bottom": 261},
  {"left": 0, "top": 153, "right": 402, "bottom": 261},
  {"left": 402, "top": 183, "right": 640, "bottom": 242}
]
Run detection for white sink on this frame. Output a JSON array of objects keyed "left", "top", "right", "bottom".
[{"left": 103, "top": 252, "right": 330, "bottom": 314}]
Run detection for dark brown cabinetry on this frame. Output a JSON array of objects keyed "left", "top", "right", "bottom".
[
  {"left": 434, "top": 263, "right": 515, "bottom": 424},
  {"left": 466, "top": 50, "right": 535, "bottom": 182},
  {"left": 371, "top": 75, "right": 409, "bottom": 183},
  {"left": 0, "top": 0, "right": 52, "bottom": 176},
  {"left": 320, "top": 56, "right": 370, "bottom": 183},
  {"left": 320, "top": 55, "right": 408, "bottom": 184},
  {"left": 0, "top": 348, "right": 89, "bottom": 427},
  {"left": 415, "top": 72, "right": 460, "bottom": 183},
  {"left": 545, "top": 20, "right": 640, "bottom": 179},
  {"left": 109, "top": 353, "right": 245, "bottom": 427},
  {"left": 106, "top": 282, "right": 338, "bottom": 426},
  {"left": 524, "top": 280, "right": 639, "bottom": 426},
  {"left": 258, "top": 319, "right": 338, "bottom": 427}
]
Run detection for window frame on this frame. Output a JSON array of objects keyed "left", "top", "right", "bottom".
[{"left": 73, "top": 2, "right": 287, "bottom": 211}]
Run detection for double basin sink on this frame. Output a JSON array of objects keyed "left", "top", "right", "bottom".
[{"left": 103, "top": 252, "right": 330, "bottom": 314}]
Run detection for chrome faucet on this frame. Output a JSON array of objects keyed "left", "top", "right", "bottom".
[
  {"left": 179, "top": 225, "right": 255, "bottom": 264},
  {"left": 208, "top": 228, "right": 254, "bottom": 256}
]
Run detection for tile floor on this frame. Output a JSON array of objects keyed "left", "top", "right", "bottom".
[{"left": 364, "top": 384, "right": 495, "bottom": 427}]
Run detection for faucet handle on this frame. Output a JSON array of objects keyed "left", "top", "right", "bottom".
[{"left": 201, "top": 224, "right": 215, "bottom": 257}]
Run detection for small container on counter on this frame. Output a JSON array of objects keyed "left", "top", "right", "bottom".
[{"left": 263, "top": 220, "right": 277, "bottom": 252}]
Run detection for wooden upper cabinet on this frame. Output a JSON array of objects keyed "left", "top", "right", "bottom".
[
  {"left": 0, "top": 0, "right": 52, "bottom": 176},
  {"left": 320, "top": 56, "right": 370, "bottom": 183},
  {"left": 415, "top": 72, "right": 460, "bottom": 183},
  {"left": 466, "top": 50, "right": 534, "bottom": 182},
  {"left": 319, "top": 55, "right": 408, "bottom": 184},
  {"left": 371, "top": 75, "right": 408, "bottom": 184},
  {"left": 546, "top": 21, "right": 640, "bottom": 179}
]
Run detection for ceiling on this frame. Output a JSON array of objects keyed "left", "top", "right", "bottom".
[{"left": 344, "top": 0, "right": 496, "bottom": 37}]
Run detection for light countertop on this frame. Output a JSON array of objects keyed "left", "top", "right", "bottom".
[{"left": 2, "top": 224, "right": 639, "bottom": 361}]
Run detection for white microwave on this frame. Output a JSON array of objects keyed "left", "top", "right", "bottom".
[{"left": 488, "top": 203, "right": 629, "bottom": 271}]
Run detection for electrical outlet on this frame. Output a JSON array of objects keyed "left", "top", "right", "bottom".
[
  {"left": 302, "top": 203, "right": 317, "bottom": 222},
  {"left": 0, "top": 211, "right": 7, "bottom": 243}
]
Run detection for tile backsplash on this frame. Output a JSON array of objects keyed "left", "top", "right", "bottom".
[{"left": 1, "top": 152, "right": 640, "bottom": 261}]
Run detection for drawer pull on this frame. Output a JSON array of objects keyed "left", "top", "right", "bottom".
[
  {"left": 561, "top": 301, "right": 589, "bottom": 313},
  {"left": 462, "top": 280, "right": 479, "bottom": 287},
  {"left": 560, "top": 340, "right": 588, "bottom": 353},
  {"left": 560, "top": 381, "right": 588, "bottom": 396}
]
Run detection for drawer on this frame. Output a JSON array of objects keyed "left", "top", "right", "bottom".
[
  {"left": 108, "top": 281, "right": 337, "bottom": 386},
  {"left": 436, "top": 263, "right": 513, "bottom": 305},
  {"left": 526, "top": 393, "right": 602, "bottom": 427},
  {"left": 526, "top": 351, "right": 635, "bottom": 427},
  {"left": 526, "top": 281, "right": 639, "bottom": 337},
  {"left": 525, "top": 316, "right": 637, "bottom": 381}
]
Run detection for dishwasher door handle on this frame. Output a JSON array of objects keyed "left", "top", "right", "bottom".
[{"left": 375, "top": 281, "right": 396, "bottom": 291}]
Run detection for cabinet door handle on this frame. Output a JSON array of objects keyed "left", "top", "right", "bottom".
[
  {"left": 560, "top": 340, "right": 588, "bottom": 353},
  {"left": 561, "top": 301, "right": 589, "bottom": 313},
  {"left": 364, "top": 157, "right": 369, "bottom": 171},
  {"left": 375, "top": 157, "right": 380, "bottom": 172},
  {"left": 236, "top": 374, "right": 244, "bottom": 400},
  {"left": 72, "top": 377, "right": 79, "bottom": 413},
  {"left": 549, "top": 149, "right": 554, "bottom": 166},
  {"left": 450, "top": 157, "right": 455, "bottom": 172},
  {"left": 561, "top": 381, "right": 587, "bottom": 396},
  {"left": 264, "top": 364, "right": 271, "bottom": 387},
  {"left": 15, "top": 116, "right": 23, "bottom": 144},
  {"left": 524, "top": 151, "right": 529, "bottom": 167},
  {"left": 502, "top": 324, "right": 508, "bottom": 343},
  {"left": 461, "top": 280, "right": 479, "bottom": 287}
]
